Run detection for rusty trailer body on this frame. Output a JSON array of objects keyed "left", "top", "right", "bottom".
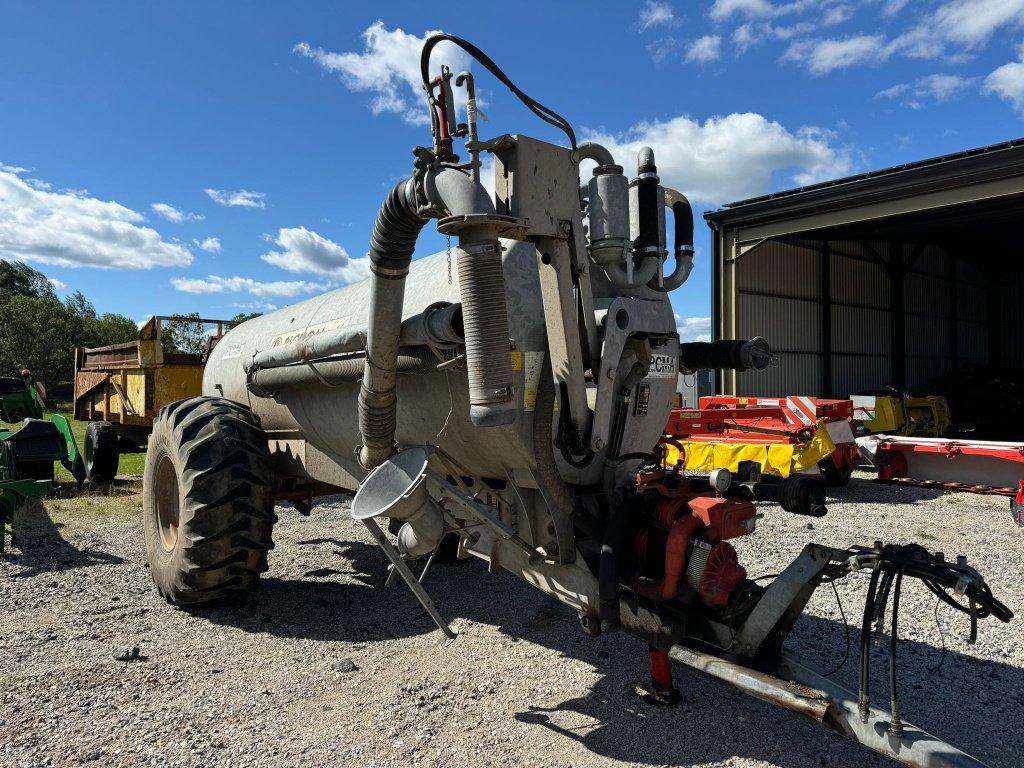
[{"left": 73, "top": 316, "right": 236, "bottom": 481}]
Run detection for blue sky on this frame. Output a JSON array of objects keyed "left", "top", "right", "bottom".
[{"left": 3, "top": 1, "right": 1024, "bottom": 341}]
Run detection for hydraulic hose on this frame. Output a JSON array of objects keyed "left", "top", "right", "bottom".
[{"left": 358, "top": 177, "right": 429, "bottom": 470}]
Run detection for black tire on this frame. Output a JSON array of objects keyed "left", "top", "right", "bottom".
[
  {"left": 819, "top": 458, "right": 853, "bottom": 487},
  {"left": 85, "top": 421, "right": 120, "bottom": 483},
  {"left": 143, "top": 397, "right": 277, "bottom": 606}
]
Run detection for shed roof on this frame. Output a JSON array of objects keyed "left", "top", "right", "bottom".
[{"left": 704, "top": 138, "right": 1024, "bottom": 229}]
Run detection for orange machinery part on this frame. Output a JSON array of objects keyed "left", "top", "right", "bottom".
[{"left": 687, "top": 495, "right": 757, "bottom": 540}]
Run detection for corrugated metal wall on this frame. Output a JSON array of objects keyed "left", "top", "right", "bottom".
[{"left": 732, "top": 238, "right": 1024, "bottom": 398}]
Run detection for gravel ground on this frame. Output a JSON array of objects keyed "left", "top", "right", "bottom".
[{"left": 2, "top": 472, "right": 1021, "bottom": 768}]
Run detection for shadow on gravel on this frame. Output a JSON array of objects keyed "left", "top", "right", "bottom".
[
  {"left": 5, "top": 499, "right": 125, "bottom": 577},
  {"left": 193, "top": 528, "right": 1022, "bottom": 768},
  {"left": 510, "top": 609, "right": 1024, "bottom": 768}
]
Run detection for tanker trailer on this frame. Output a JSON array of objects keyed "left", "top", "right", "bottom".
[{"left": 142, "top": 34, "right": 1011, "bottom": 767}]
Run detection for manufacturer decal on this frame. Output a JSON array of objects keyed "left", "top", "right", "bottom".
[
  {"left": 646, "top": 353, "right": 676, "bottom": 379},
  {"left": 270, "top": 316, "right": 351, "bottom": 348},
  {"left": 221, "top": 344, "right": 244, "bottom": 360}
]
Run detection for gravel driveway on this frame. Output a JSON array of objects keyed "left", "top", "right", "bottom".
[{"left": 2, "top": 472, "right": 1021, "bottom": 768}]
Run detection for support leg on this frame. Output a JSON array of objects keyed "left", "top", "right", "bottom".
[{"left": 645, "top": 647, "right": 681, "bottom": 706}]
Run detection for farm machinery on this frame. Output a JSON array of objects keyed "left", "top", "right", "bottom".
[
  {"left": 0, "top": 371, "right": 85, "bottom": 552},
  {"left": 73, "top": 315, "right": 238, "bottom": 482},
  {"left": 141, "top": 35, "right": 1011, "bottom": 767}
]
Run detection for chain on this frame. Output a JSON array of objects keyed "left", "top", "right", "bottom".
[{"left": 446, "top": 234, "right": 452, "bottom": 285}]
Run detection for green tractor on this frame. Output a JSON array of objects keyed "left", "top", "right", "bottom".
[{"left": 0, "top": 371, "right": 86, "bottom": 553}]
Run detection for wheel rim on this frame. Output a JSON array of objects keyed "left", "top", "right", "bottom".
[
  {"left": 84, "top": 433, "right": 94, "bottom": 472},
  {"left": 155, "top": 455, "right": 180, "bottom": 551}
]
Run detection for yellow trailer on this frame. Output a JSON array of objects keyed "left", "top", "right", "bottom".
[{"left": 73, "top": 316, "right": 237, "bottom": 481}]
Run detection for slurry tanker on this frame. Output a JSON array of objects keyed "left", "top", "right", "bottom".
[{"left": 141, "top": 35, "right": 1011, "bottom": 768}]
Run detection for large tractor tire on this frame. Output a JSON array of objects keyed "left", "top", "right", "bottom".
[
  {"left": 84, "top": 421, "right": 120, "bottom": 483},
  {"left": 143, "top": 397, "right": 277, "bottom": 606}
]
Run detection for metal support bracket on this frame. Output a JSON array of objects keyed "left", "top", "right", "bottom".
[
  {"left": 360, "top": 518, "right": 456, "bottom": 640},
  {"left": 534, "top": 235, "right": 591, "bottom": 452},
  {"left": 734, "top": 543, "right": 834, "bottom": 657}
]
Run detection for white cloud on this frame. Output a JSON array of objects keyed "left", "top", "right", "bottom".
[
  {"left": 171, "top": 275, "right": 324, "bottom": 297},
  {"left": 48, "top": 277, "right": 67, "bottom": 291},
  {"left": 640, "top": 1, "right": 677, "bottom": 30},
  {"left": 204, "top": 188, "right": 267, "bottom": 209},
  {"left": 686, "top": 35, "right": 722, "bottom": 63},
  {"left": 0, "top": 165, "right": 192, "bottom": 269},
  {"left": 294, "top": 22, "right": 469, "bottom": 126},
  {"left": 582, "top": 112, "right": 852, "bottom": 205},
  {"left": 782, "top": 0, "right": 1024, "bottom": 73},
  {"left": 985, "top": 44, "right": 1024, "bottom": 110},
  {"left": 676, "top": 315, "right": 712, "bottom": 343},
  {"left": 232, "top": 301, "right": 278, "bottom": 312},
  {"left": 933, "top": 0, "right": 1024, "bottom": 47},
  {"left": 261, "top": 226, "right": 370, "bottom": 282},
  {"left": 194, "top": 236, "right": 222, "bottom": 253},
  {"left": 783, "top": 34, "right": 887, "bottom": 74},
  {"left": 877, "top": 73, "right": 975, "bottom": 107},
  {"left": 882, "top": 0, "right": 911, "bottom": 16},
  {"left": 152, "top": 202, "right": 204, "bottom": 223},
  {"left": 711, "top": 0, "right": 776, "bottom": 21}
]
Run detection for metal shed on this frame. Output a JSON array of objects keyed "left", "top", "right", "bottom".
[{"left": 705, "top": 139, "right": 1024, "bottom": 398}]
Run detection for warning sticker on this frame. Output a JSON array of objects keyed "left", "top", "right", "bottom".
[
  {"left": 221, "top": 344, "right": 244, "bottom": 360},
  {"left": 524, "top": 351, "right": 544, "bottom": 411},
  {"left": 646, "top": 353, "right": 676, "bottom": 379},
  {"left": 510, "top": 351, "right": 523, "bottom": 371}
]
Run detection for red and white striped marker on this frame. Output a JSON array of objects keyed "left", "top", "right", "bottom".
[
  {"left": 785, "top": 396, "right": 818, "bottom": 426},
  {"left": 34, "top": 381, "right": 46, "bottom": 407}
]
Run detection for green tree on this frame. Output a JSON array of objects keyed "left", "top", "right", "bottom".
[
  {"left": 161, "top": 313, "right": 206, "bottom": 355},
  {"left": 230, "top": 311, "right": 263, "bottom": 324},
  {"left": 0, "top": 294, "right": 80, "bottom": 384},
  {"left": 0, "top": 261, "right": 56, "bottom": 301},
  {"left": 64, "top": 289, "right": 95, "bottom": 320},
  {"left": 84, "top": 313, "right": 140, "bottom": 348}
]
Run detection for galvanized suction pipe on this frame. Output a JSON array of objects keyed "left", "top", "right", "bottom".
[
  {"left": 425, "top": 169, "right": 516, "bottom": 428},
  {"left": 250, "top": 349, "right": 437, "bottom": 394},
  {"left": 359, "top": 168, "right": 513, "bottom": 469},
  {"left": 359, "top": 177, "right": 430, "bottom": 470}
]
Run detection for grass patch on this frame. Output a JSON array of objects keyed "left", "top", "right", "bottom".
[{"left": 48, "top": 479, "right": 143, "bottom": 520}]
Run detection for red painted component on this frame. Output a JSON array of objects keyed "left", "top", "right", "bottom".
[
  {"left": 649, "top": 648, "right": 673, "bottom": 692},
  {"left": 699, "top": 396, "right": 854, "bottom": 421},
  {"left": 878, "top": 450, "right": 909, "bottom": 479},
  {"left": 872, "top": 436, "right": 1024, "bottom": 465},
  {"left": 699, "top": 542, "right": 747, "bottom": 610},
  {"left": 665, "top": 407, "right": 788, "bottom": 437},
  {"left": 633, "top": 527, "right": 650, "bottom": 566},
  {"left": 632, "top": 514, "right": 705, "bottom": 601},
  {"left": 429, "top": 75, "right": 452, "bottom": 140},
  {"left": 654, "top": 497, "right": 684, "bottom": 527},
  {"left": 687, "top": 495, "right": 756, "bottom": 541}
]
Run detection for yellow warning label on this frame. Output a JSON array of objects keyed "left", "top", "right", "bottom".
[
  {"left": 510, "top": 351, "right": 523, "bottom": 371},
  {"left": 524, "top": 351, "right": 543, "bottom": 411}
]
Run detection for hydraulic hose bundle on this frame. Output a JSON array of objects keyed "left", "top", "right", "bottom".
[{"left": 846, "top": 543, "right": 1013, "bottom": 732}]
